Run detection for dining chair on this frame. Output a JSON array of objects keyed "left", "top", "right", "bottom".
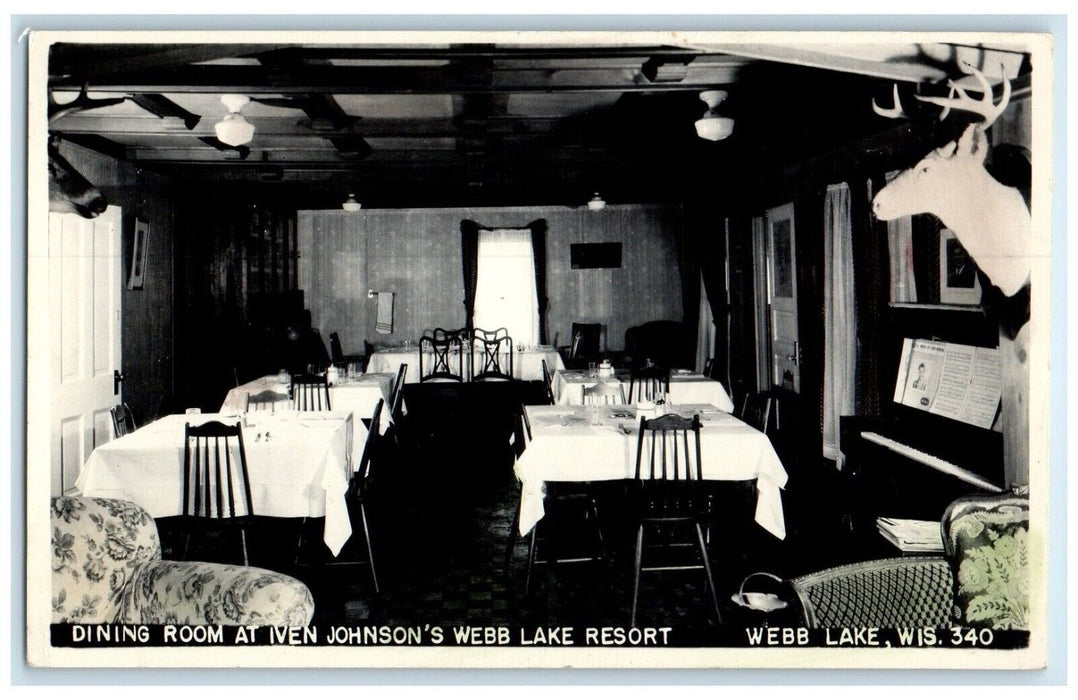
[
  {"left": 245, "top": 389, "right": 287, "bottom": 413},
  {"left": 329, "top": 331, "right": 367, "bottom": 370},
  {"left": 180, "top": 420, "right": 255, "bottom": 566},
  {"left": 540, "top": 359, "right": 556, "bottom": 405},
  {"left": 740, "top": 391, "right": 774, "bottom": 435},
  {"left": 522, "top": 403, "right": 605, "bottom": 596},
  {"left": 503, "top": 404, "right": 531, "bottom": 577},
  {"left": 562, "top": 322, "right": 602, "bottom": 369},
  {"left": 472, "top": 334, "right": 514, "bottom": 381},
  {"left": 583, "top": 382, "right": 626, "bottom": 405},
  {"left": 331, "top": 397, "right": 383, "bottom": 592},
  {"left": 418, "top": 335, "right": 464, "bottom": 382},
  {"left": 291, "top": 372, "right": 331, "bottom": 411},
  {"left": 628, "top": 366, "right": 670, "bottom": 403},
  {"left": 110, "top": 403, "right": 137, "bottom": 438},
  {"left": 630, "top": 413, "right": 721, "bottom": 626}
]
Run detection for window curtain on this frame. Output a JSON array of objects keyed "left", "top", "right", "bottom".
[
  {"left": 695, "top": 271, "right": 716, "bottom": 374},
  {"left": 472, "top": 228, "right": 540, "bottom": 345},
  {"left": 460, "top": 220, "right": 480, "bottom": 328},
  {"left": 822, "top": 182, "right": 857, "bottom": 466}
]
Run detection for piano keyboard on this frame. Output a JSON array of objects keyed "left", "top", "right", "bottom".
[{"left": 860, "top": 431, "right": 1005, "bottom": 493}]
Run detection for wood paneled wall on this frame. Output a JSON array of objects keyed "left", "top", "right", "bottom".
[
  {"left": 298, "top": 205, "right": 685, "bottom": 354},
  {"left": 56, "top": 142, "right": 175, "bottom": 424}
]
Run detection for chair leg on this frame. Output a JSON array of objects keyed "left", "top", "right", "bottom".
[
  {"left": 630, "top": 523, "right": 645, "bottom": 628},
  {"left": 240, "top": 527, "right": 249, "bottom": 567},
  {"left": 694, "top": 523, "right": 721, "bottom": 624},
  {"left": 358, "top": 501, "right": 379, "bottom": 593},
  {"left": 181, "top": 533, "right": 191, "bottom": 562},
  {"left": 294, "top": 516, "right": 308, "bottom": 566},
  {"left": 588, "top": 497, "right": 604, "bottom": 549},
  {"left": 525, "top": 525, "right": 538, "bottom": 596}
]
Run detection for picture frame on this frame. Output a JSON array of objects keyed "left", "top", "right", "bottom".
[
  {"left": 127, "top": 218, "right": 150, "bottom": 290},
  {"left": 938, "top": 228, "right": 982, "bottom": 305}
]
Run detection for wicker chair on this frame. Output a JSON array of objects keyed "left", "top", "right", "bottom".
[{"left": 789, "top": 493, "right": 1029, "bottom": 630}]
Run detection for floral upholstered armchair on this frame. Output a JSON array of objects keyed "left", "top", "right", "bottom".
[
  {"left": 52, "top": 496, "right": 315, "bottom": 626},
  {"left": 789, "top": 492, "right": 1029, "bottom": 630}
]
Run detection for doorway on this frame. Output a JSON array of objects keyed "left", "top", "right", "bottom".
[
  {"left": 765, "top": 202, "right": 801, "bottom": 394},
  {"left": 45, "top": 207, "right": 123, "bottom": 495}
]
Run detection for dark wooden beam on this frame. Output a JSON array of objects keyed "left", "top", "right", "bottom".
[{"left": 48, "top": 63, "right": 736, "bottom": 95}]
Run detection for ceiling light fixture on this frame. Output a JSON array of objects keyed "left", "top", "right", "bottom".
[
  {"left": 694, "top": 90, "right": 735, "bottom": 142},
  {"left": 587, "top": 192, "right": 606, "bottom": 211},
  {"left": 342, "top": 193, "right": 362, "bottom": 211},
  {"left": 214, "top": 94, "right": 255, "bottom": 147}
]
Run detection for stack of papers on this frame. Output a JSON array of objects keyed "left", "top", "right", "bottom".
[{"left": 876, "top": 517, "right": 945, "bottom": 554}]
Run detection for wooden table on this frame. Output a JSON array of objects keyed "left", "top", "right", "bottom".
[
  {"left": 76, "top": 412, "right": 364, "bottom": 555},
  {"left": 514, "top": 404, "right": 788, "bottom": 539}
]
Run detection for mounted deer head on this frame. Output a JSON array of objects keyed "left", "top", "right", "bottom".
[
  {"left": 47, "top": 86, "right": 127, "bottom": 219},
  {"left": 871, "top": 64, "right": 1030, "bottom": 298}
]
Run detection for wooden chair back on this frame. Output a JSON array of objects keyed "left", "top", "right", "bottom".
[
  {"left": 419, "top": 335, "right": 464, "bottom": 382},
  {"left": 291, "top": 372, "right": 331, "bottom": 411},
  {"left": 182, "top": 421, "right": 254, "bottom": 520},
  {"left": 629, "top": 366, "right": 670, "bottom": 403},
  {"left": 740, "top": 392, "right": 774, "bottom": 434},
  {"left": 472, "top": 334, "right": 514, "bottom": 381},
  {"left": 246, "top": 389, "right": 287, "bottom": 413},
  {"left": 356, "top": 399, "right": 384, "bottom": 484},
  {"left": 110, "top": 403, "right": 137, "bottom": 438},
  {"left": 634, "top": 413, "right": 703, "bottom": 482},
  {"left": 584, "top": 382, "right": 626, "bottom": 405},
  {"left": 541, "top": 358, "right": 556, "bottom": 404},
  {"left": 390, "top": 363, "right": 408, "bottom": 421}
]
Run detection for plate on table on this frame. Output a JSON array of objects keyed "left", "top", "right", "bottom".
[
  {"left": 674, "top": 369, "right": 694, "bottom": 375},
  {"left": 559, "top": 414, "right": 587, "bottom": 426}
]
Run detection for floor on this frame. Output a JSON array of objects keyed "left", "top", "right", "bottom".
[{"left": 159, "top": 381, "right": 865, "bottom": 634}]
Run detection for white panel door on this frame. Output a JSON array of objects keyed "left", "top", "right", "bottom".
[
  {"left": 766, "top": 203, "right": 800, "bottom": 394},
  {"left": 48, "top": 207, "right": 123, "bottom": 496}
]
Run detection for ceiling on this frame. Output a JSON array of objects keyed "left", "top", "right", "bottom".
[{"left": 46, "top": 38, "right": 1033, "bottom": 209}]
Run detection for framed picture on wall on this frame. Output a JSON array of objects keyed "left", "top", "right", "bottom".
[
  {"left": 938, "top": 228, "right": 982, "bottom": 305},
  {"left": 127, "top": 218, "right": 150, "bottom": 290}
]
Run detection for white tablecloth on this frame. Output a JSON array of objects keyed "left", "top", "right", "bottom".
[
  {"left": 76, "top": 412, "right": 365, "bottom": 556},
  {"left": 513, "top": 404, "right": 788, "bottom": 540},
  {"left": 222, "top": 373, "right": 396, "bottom": 434},
  {"left": 551, "top": 370, "right": 735, "bottom": 413},
  {"left": 367, "top": 345, "right": 565, "bottom": 382}
]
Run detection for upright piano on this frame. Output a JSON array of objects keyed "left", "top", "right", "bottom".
[
  {"left": 840, "top": 328, "right": 1006, "bottom": 542},
  {"left": 841, "top": 410, "right": 1004, "bottom": 531}
]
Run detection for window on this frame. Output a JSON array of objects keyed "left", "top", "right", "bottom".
[{"left": 472, "top": 229, "right": 539, "bottom": 345}]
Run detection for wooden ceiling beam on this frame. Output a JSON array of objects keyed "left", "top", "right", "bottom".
[{"left": 48, "top": 64, "right": 737, "bottom": 95}]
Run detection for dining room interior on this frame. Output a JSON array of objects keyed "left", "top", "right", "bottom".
[{"left": 38, "top": 35, "right": 1037, "bottom": 638}]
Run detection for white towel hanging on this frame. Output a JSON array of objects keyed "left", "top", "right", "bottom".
[{"left": 375, "top": 292, "right": 394, "bottom": 334}]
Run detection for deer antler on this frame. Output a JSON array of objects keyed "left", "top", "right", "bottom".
[
  {"left": 914, "top": 63, "right": 1011, "bottom": 129},
  {"left": 871, "top": 84, "right": 906, "bottom": 119}
]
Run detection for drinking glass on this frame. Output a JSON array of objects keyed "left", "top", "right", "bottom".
[{"left": 588, "top": 362, "right": 597, "bottom": 377}]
